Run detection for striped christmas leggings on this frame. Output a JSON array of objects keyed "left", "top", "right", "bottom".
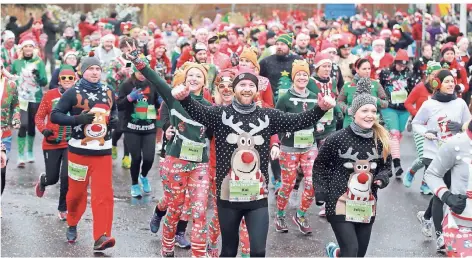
[{"left": 410, "top": 132, "right": 425, "bottom": 173}]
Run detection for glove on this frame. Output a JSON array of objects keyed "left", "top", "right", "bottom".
[
  {"left": 109, "top": 115, "right": 119, "bottom": 129},
  {"left": 32, "top": 69, "right": 39, "bottom": 77},
  {"left": 441, "top": 191, "right": 467, "bottom": 215},
  {"left": 42, "top": 129, "right": 54, "bottom": 138},
  {"left": 74, "top": 111, "right": 95, "bottom": 125},
  {"left": 373, "top": 172, "right": 389, "bottom": 189},
  {"left": 455, "top": 84, "right": 464, "bottom": 93},
  {"left": 447, "top": 121, "right": 463, "bottom": 133},
  {"left": 336, "top": 111, "right": 344, "bottom": 121},
  {"left": 127, "top": 88, "right": 144, "bottom": 102}
]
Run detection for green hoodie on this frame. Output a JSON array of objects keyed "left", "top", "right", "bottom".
[{"left": 11, "top": 56, "right": 47, "bottom": 103}]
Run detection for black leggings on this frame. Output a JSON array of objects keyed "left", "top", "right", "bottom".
[
  {"left": 1, "top": 161, "right": 7, "bottom": 195},
  {"left": 18, "top": 102, "right": 39, "bottom": 137},
  {"left": 111, "top": 111, "right": 130, "bottom": 157},
  {"left": 218, "top": 205, "right": 269, "bottom": 257},
  {"left": 423, "top": 158, "right": 451, "bottom": 238},
  {"left": 43, "top": 148, "right": 69, "bottom": 211},
  {"left": 330, "top": 221, "right": 374, "bottom": 257},
  {"left": 125, "top": 132, "right": 156, "bottom": 185},
  {"left": 270, "top": 158, "right": 281, "bottom": 181}
]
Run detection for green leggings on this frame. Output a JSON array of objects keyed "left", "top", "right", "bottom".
[{"left": 380, "top": 108, "right": 410, "bottom": 132}]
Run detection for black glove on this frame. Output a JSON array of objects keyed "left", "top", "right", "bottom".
[
  {"left": 32, "top": 69, "right": 39, "bottom": 77},
  {"left": 441, "top": 191, "right": 467, "bottom": 215},
  {"left": 374, "top": 172, "right": 389, "bottom": 189},
  {"left": 42, "top": 129, "right": 54, "bottom": 138},
  {"left": 447, "top": 121, "right": 463, "bottom": 133},
  {"left": 74, "top": 111, "right": 95, "bottom": 125},
  {"left": 336, "top": 111, "right": 344, "bottom": 122},
  {"left": 455, "top": 85, "right": 463, "bottom": 92},
  {"left": 109, "top": 116, "right": 119, "bottom": 129}
]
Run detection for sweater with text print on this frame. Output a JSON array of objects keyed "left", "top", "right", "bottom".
[
  {"left": 180, "top": 97, "right": 327, "bottom": 210},
  {"left": 117, "top": 77, "right": 160, "bottom": 134},
  {"left": 313, "top": 126, "right": 392, "bottom": 222},
  {"left": 51, "top": 80, "right": 117, "bottom": 156}
]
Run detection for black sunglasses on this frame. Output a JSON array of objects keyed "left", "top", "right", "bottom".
[{"left": 60, "top": 76, "right": 75, "bottom": 81}]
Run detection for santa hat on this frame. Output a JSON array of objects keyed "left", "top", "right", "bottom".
[
  {"left": 314, "top": 53, "right": 332, "bottom": 69},
  {"left": 148, "top": 19, "right": 157, "bottom": 27},
  {"left": 395, "top": 49, "right": 409, "bottom": 64},
  {"left": 338, "top": 37, "right": 351, "bottom": 49},
  {"left": 154, "top": 38, "right": 166, "bottom": 49},
  {"left": 63, "top": 51, "right": 79, "bottom": 61},
  {"left": 291, "top": 59, "right": 310, "bottom": 80},
  {"left": 448, "top": 25, "right": 460, "bottom": 37},
  {"left": 320, "top": 40, "right": 336, "bottom": 53},
  {"left": 391, "top": 29, "right": 402, "bottom": 39},
  {"left": 90, "top": 103, "right": 110, "bottom": 114},
  {"left": 1, "top": 30, "right": 15, "bottom": 41},
  {"left": 441, "top": 42, "right": 456, "bottom": 56},
  {"left": 380, "top": 29, "right": 391, "bottom": 37},
  {"left": 19, "top": 37, "right": 36, "bottom": 48},
  {"left": 372, "top": 38, "right": 385, "bottom": 46}
]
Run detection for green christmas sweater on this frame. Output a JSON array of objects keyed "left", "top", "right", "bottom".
[
  {"left": 1, "top": 45, "right": 18, "bottom": 72},
  {"left": 11, "top": 56, "right": 48, "bottom": 103},
  {"left": 1, "top": 76, "right": 20, "bottom": 139},
  {"left": 275, "top": 88, "right": 318, "bottom": 151},
  {"left": 54, "top": 38, "right": 83, "bottom": 60},
  {"left": 136, "top": 64, "right": 211, "bottom": 163}
]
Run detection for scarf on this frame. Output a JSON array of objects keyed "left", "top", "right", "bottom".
[
  {"left": 432, "top": 91, "right": 457, "bottom": 102},
  {"left": 370, "top": 50, "right": 385, "bottom": 68},
  {"left": 350, "top": 122, "right": 374, "bottom": 139},
  {"left": 288, "top": 86, "right": 309, "bottom": 98},
  {"left": 232, "top": 98, "right": 256, "bottom": 114},
  {"left": 79, "top": 78, "right": 101, "bottom": 91}
]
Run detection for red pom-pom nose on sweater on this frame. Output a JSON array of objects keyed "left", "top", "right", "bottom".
[
  {"left": 241, "top": 152, "right": 254, "bottom": 164},
  {"left": 91, "top": 124, "right": 102, "bottom": 132},
  {"left": 357, "top": 172, "right": 369, "bottom": 184}
]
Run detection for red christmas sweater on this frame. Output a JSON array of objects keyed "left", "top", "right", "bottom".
[
  {"left": 35, "top": 88, "right": 71, "bottom": 150},
  {"left": 404, "top": 82, "right": 432, "bottom": 117}
]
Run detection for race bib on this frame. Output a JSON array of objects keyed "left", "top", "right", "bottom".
[
  {"left": 180, "top": 140, "right": 204, "bottom": 162},
  {"left": 294, "top": 130, "right": 314, "bottom": 148},
  {"left": 391, "top": 90, "right": 408, "bottom": 104},
  {"left": 321, "top": 108, "right": 334, "bottom": 122},
  {"left": 19, "top": 99, "right": 28, "bottom": 111},
  {"left": 229, "top": 179, "right": 260, "bottom": 202},
  {"left": 68, "top": 161, "right": 89, "bottom": 181},
  {"left": 278, "top": 88, "right": 288, "bottom": 98},
  {"left": 147, "top": 105, "right": 157, "bottom": 120},
  {"left": 345, "top": 199, "right": 373, "bottom": 223}
]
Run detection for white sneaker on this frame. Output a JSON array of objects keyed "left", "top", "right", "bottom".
[
  {"left": 289, "top": 190, "right": 299, "bottom": 208},
  {"left": 318, "top": 206, "right": 326, "bottom": 217},
  {"left": 436, "top": 234, "right": 446, "bottom": 253},
  {"left": 416, "top": 211, "right": 433, "bottom": 237}
]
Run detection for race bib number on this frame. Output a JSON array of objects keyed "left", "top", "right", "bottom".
[
  {"left": 180, "top": 140, "right": 204, "bottom": 162},
  {"left": 19, "top": 99, "right": 28, "bottom": 111},
  {"left": 278, "top": 88, "right": 288, "bottom": 98},
  {"left": 68, "top": 161, "right": 89, "bottom": 181},
  {"left": 229, "top": 180, "right": 260, "bottom": 202},
  {"left": 345, "top": 199, "right": 373, "bottom": 223},
  {"left": 321, "top": 108, "right": 334, "bottom": 122},
  {"left": 294, "top": 130, "right": 314, "bottom": 148},
  {"left": 147, "top": 105, "right": 157, "bottom": 120},
  {"left": 391, "top": 90, "right": 408, "bottom": 104}
]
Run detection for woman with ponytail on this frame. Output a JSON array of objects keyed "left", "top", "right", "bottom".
[
  {"left": 412, "top": 69, "right": 471, "bottom": 253},
  {"left": 314, "top": 77, "right": 392, "bottom": 257}
]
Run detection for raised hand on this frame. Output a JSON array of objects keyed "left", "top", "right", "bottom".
[
  {"left": 172, "top": 83, "right": 190, "bottom": 100},
  {"left": 127, "top": 88, "right": 144, "bottom": 102},
  {"left": 317, "top": 93, "right": 336, "bottom": 111},
  {"left": 125, "top": 41, "right": 147, "bottom": 71}
]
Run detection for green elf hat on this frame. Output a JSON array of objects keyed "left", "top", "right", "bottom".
[
  {"left": 426, "top": 61, "right": 442, "bottom": 76},
  {"left": 276, "top": 33, "right": 294, "bottom": 48},
  {"left": 104, "top": 23, "right": 114, "bottom": 31}
]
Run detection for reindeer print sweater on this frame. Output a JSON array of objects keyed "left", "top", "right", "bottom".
[
  {"left": 313, "top": 126, "right": 392, "bottom": 222},
  {"left": 51, "top": 80, "right": 117, "bottom": 156},
  {"left": 180, "top": 97, "right": 327, "bottom": 209}
]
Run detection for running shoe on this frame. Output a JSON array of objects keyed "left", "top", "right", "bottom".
[
  {"left": 395, "top": 166, "right": 404, "bottom": 179},
  {"left": 403, "top": 168, "right": 415, "bottom": 188},
  {"left": 175, "top": 231, "right": 191, "bottom": 249},
  {"left": 58, "top": 211, "right": 67, "bottom": 221},
  {"left": 326, "top": 242, "right": 340, "bottom": 258},
  {"left": 27, "top": 151, "right": 35, "bottom": 163},
  {"left": 131, "top": 184, "right": 142, "bottom": 198},
  {"left": 436, "top": 234, "right": 446, "bottom": 254},
  {"left": 406, "top": 119, "right": 413, "bottom": 132},
  {"left": 416, "top": 211, "right": 433, "bottom": 237},
  {"left": 207, "top": 244, "right": 219, "bottom": 258},
  {"left": 140, "top": 175, "right": 151, "bottom": 193},
  {"left": 122, "top": 156, "right": 131, "bottom": 169},
  {"left": 293, "top": 215, "right": 312, "bottom": 235},
  {"left": 17, "top": 154, "right": 25, "bottom": 168},
  {"left": 35, "top": 173, "right": 46, "bottom": 198},
  {"left": 318, "top": 205, "right": 326, "bottom": 217},
  {"left": 93, "top": 234, "right": 115, "bottom": 251},
  {"left": 150, "top": 209, "right": 165, "bottom": 233},
  {"left": 112, "top": 146, "right": 118, "bottom": 160},
  {"left": 275, "top": 215, "right": 288, "bottom": 233},
  {"left": 66, "top": 226, "right": 77, "bottom": 243},
  {"left": 289, "top": 190, "right": 299, "bottom": 208},
  {"left": 161, "top": 250, "right": 175, "bottom": 257},
  {"left": 420, "top": 183, "right": 433, "bottom": 195}
]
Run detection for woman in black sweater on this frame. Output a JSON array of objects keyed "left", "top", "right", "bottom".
[{"left": 313, "top": 77, "right": 392, "bottom": 257}]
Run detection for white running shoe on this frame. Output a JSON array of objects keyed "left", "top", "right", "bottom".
[
  {"left": 436, "top": 234, "right": 446, "bottom": 254},
  {"left": 416, "top": 211, "right": 433, "bottom": 237}
]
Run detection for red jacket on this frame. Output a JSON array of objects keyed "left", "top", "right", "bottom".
[
  {"left": 35, "top": 89, "right": 70, "bottom": 150},
  {"left": 404, "top": 82, "right": 432, "bottom": 117},
  {"left": 79, "top": 22, "right": 98, "bottom": 41},
  {"left": 412, "top": 22, "right": 423, "bottom": 41}
]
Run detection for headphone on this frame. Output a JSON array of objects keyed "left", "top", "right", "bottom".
[{"left": 430, "top": 74, "right": 457, "bottom": 90}]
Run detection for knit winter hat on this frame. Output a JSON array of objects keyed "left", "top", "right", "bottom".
[
  {"left": 351, "top": 77, "right": 376, "bottom": 115},
  {"left": 172, "top": 68, "right": 186, "bottom": 87},
  {"left": 291, "top": 59, "right": 310, "bottom": 80},
  {"left": 240, "top": 47, "right": 260, "bottom": 72},
  {"left": 441, "top": 42, "right": 455, "bottom": 56},
  {"left": 181, "top": 62, "right": 209, "bottom": 86},
  {"left": 80, "top": 52, "right": 101, "bottom": 75},
  {"left": 276, "top": 33, "right": 294, "bottom": 48},
  {"left": 394, "top": 49, "right": 409, "bottom": 64},
  {"left": 59, "top": 65, "right": 76, "bottom": 78},
  {"left": 63, "top": 51, "right": 79, "bottom": 61},
  {"left": 232, "top": 71, "right": 259, "bottom": 91},
  {"left": 426, "top": 61, "right": 442, "bottom": 76},
  {"left": 193, "top": 42, "right": 208, "bottom": 54},
  {"left": 314, "top": 53, "right": 332, "bottom": 69}
]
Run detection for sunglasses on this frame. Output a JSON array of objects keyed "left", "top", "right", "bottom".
[{"left": 60, "top": 76, "right": 75, "bottom": 81}]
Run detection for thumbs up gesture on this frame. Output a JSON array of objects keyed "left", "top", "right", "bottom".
[{"left": 172, "top": 83, "right": 190, "bottom": 100}]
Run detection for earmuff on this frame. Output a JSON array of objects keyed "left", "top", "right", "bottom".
[{"left": 431, "top": 78, "right": 441, "bottom": 90}]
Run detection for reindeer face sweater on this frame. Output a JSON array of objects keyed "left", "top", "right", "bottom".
[
  {"left": 51, "top": 80, "right": 117, "bottom": 156},
  {"left": 180, "top": 97, "right": 327, "bottom": 210},
  {"left": 313, "top": 126, "right": 392, "bottom": 222}
]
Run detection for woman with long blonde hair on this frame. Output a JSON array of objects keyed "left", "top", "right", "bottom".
[{"left": 314, "top": 77, "right": 392, "bottom": 257}]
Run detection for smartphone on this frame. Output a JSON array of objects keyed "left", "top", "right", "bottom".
[{"left": 126, "top": 62, "right": 132, "bottom": 68}]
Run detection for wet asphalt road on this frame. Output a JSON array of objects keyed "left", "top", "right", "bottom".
[{"left": 1, "top": 130, "right": 441, "bottom": 257}]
